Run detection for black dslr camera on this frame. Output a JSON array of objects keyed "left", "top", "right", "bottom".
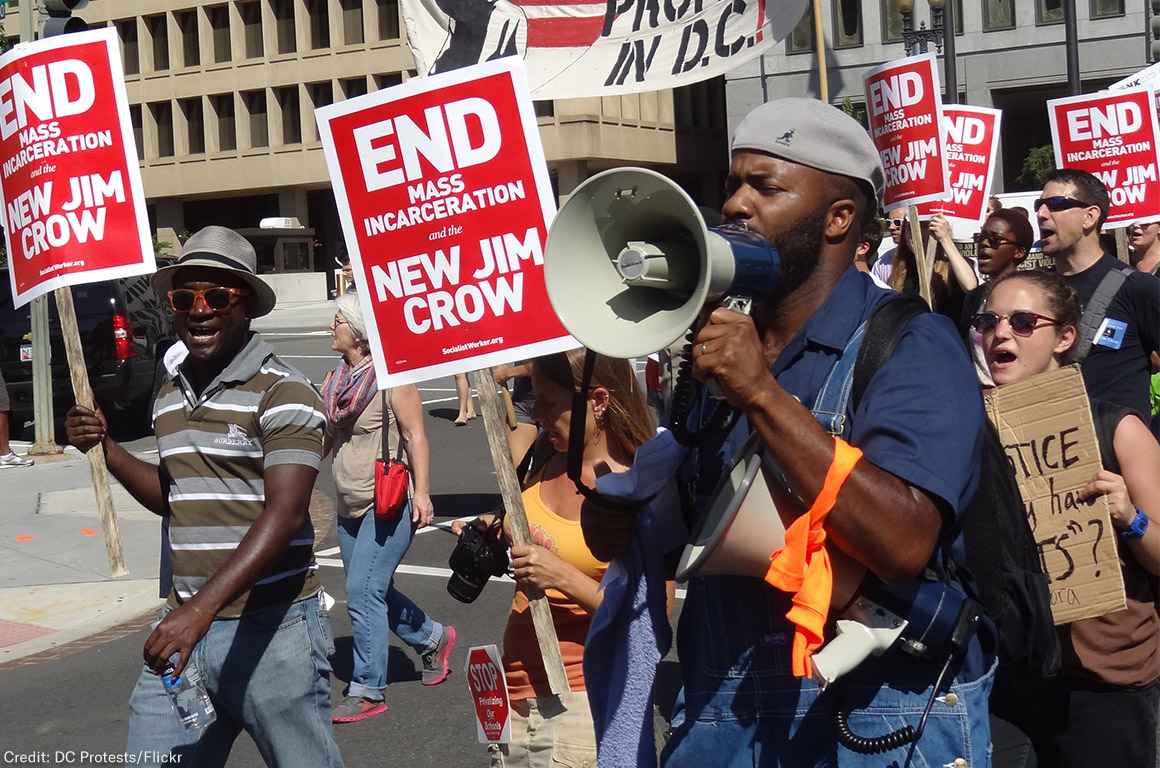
[{"left": 447, "top": 519, "right": 509, "bottom": 603}]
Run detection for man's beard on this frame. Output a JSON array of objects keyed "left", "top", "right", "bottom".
[{"left": 764, "top": 210, "right": 828, "bottom": 307}]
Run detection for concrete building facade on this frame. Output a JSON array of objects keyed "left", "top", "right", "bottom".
[
  {"left": 2, "top": 0, "right": 728, "bottom": 300},
  {"left": 727, "top": 0, "right": 1151, "bottom": 193}
]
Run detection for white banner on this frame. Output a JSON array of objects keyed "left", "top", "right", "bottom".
[{"left": 401, "top": 0, "right": 809, "bottom": 99}]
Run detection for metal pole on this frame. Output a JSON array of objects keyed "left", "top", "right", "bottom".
[
  {"left": 942, "top": 3, "right": 957, "bottom": 104},
  {"left": 23, "top": 0, "right": 57, "bottom": 456},
  {"left": 759, "top": 54, "right": 768, "bottom": 103},
  {"left": 1064, "top": 0, "right": 1081, "bottom": 95}
]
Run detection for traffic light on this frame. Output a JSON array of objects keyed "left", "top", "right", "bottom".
[
  {"left": 1151, "top": 0, "right": 1160, "bottom": 62},
  {"left": 41, "top": 0, "right": 87, "bottom": 38}
]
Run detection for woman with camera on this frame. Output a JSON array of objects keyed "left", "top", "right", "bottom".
[
  {"left": 322, "top": 293, "right": 457, "bottom": 724},
  {"left": 974, "top": 270, "right": 1160, "bottom": 766},
  {"left": 455, "top": 349, "right": 654, "bottom": 767}
]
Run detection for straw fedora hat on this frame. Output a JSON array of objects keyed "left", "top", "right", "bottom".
[{"left": 151, "top": 226, "right": 277, "bottom": 317}]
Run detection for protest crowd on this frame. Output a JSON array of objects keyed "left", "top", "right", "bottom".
[{"left": 11, "top": 9, "right": 1160, "bottom": 768}]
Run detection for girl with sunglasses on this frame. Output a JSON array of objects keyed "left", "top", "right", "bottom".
[{"left": 975, "top": 269, "right": 1160, "bottom": 767}]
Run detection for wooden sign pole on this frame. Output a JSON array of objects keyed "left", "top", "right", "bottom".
[
  {"left": 907, "top": 206, "right": 933, "bottom": 307},
  {"left": 54, "top": 286, "right": 127, "bottom": 578},
  {"left": 469, "top": 368, "right": 571, "bottom": 695},
  {"left": 1114, "top": 228, "right": 1131, "bottom": 264},
  {"left": 812, "top": 0, "right": 828, "bottom": 102}
]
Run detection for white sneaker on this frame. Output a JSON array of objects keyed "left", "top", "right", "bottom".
[{"left": 0, "top": 452, "right": 33, "bottom": 468}]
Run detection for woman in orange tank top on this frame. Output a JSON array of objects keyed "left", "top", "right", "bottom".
[{"left": 458, "top": 349, "right": 654, "bottom": 768}]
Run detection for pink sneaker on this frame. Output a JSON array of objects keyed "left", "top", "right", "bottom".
[
  {"left": 332, "top": 697, "right": 388, "bottom": 724},
  {"left": 420, "top": 625, "right": 457, "bottom": 686}
]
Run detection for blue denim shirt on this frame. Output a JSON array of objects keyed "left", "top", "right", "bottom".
[{"left": 675, "top": 267, "right": 987, "bottom": 724}]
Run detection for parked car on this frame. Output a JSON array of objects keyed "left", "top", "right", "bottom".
[{"left": 0, "top": 271, "right": 175, "bottom": 437}]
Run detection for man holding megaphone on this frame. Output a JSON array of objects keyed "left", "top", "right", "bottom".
[
  {"left": 546, "top": 98, "right": 992, "bottom": 766},
  {"left": 666, "top": 99, "right": 992, "bottom": 767}
]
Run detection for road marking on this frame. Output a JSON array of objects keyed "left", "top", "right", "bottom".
[
  {"left": 421, "top": 396, "right": 461, "bottom": 406},
  {"left": 314, "top": 553, "right": 687, "bottom": 599},
  {"left": 317, "top": 545, "right": 340, "bottom": 557},
  {"left": 416, "top": 515, "right": 476, "bottom": 535}
]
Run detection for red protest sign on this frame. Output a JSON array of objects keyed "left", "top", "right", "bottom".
[
  {"left": 317, "top": 58, "right": 576, "bottom": 388},
  {"left": 917, "top": 105, "right": 1002, "bottom": 227},
  {"left": 465, "top": 645, "right": 511, "bottom": 744},
  {"left": 0, "top": 29, "right": 154, "bottom": 309},
  {"left": 864, "top": 53, "right": 950, "bottom": 211},
  {"left": 1048, "top": 87, "right": 1160, "bottom": 229}
]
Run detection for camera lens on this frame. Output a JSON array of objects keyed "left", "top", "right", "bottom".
[{"left": 447, "top": 571, "right": 487, "bottom": 603}]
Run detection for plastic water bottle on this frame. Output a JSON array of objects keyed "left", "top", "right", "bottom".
[{"left": 162, "top": 655, "right": 216, "bottom": 731}]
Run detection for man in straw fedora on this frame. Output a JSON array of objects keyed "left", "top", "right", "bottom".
[{"left": 65, "top": 226, "right": 344, "bottom": 767}]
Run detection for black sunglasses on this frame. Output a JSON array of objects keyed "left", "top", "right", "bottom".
[
  {"left": 1033, "top": 195, "right": 1093, "bottom": 213},
  {"left": 973, "top": 232, "right": 1019, "bottom": 249},
  {"left": 970, "top": 310, "right": 1058, "bottom": 336},
  {"left": 168, "top": 287, "right": 249, "bottom": 313}
]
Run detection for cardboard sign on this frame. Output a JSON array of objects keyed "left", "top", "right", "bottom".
[
  {"left": 1048, "top": 87, "right": 1160, "bottom": 229},
  {"left": 984, "top": 366, "right": 1127, "bottom": 625},
  {"left": 465, "top": 644, "right": 511, "bottom": 744},
  {"left": 400, "top": 0, "right": 809, "bottom": 99},
  {"left": 864, "top": 53, "right": 950, "bottom": 211},
  {"left": 916, "top": 106, "right": 1002, "bottom": 228},
  {"left": 316, "top": 58, "right": 576, "bottom": 388},
  {"left": 0, "top": 29, "right": 154, "bottom": 309}
]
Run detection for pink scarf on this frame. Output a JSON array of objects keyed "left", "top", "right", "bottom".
[{"left": 321, "top": 358, "right": 378, "bottom": 432}]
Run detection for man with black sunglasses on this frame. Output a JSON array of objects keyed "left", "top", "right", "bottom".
[
  {"left": 63, "top": 226, "right": 344, "bottom": 766},
  {"left": 1037, "top": 168, "right": 1160, "bottom": 416}
]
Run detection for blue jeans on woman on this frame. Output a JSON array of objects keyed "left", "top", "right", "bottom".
[{"left": 337, "top": 504, "right": 443, "bottom": 701}]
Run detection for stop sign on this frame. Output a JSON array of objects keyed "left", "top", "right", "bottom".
[{"left": 466, "top": 644, "right": 511, "bottom": 744}]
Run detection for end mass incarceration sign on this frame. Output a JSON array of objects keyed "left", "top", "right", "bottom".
[
  {"left": 1, "top": 28, "right": 154, "bottom": 308},
  {"left": 317, "top": 58, "right": 576, "bottom": 388},
  {"left": 864, "top": 53, "right": 950, "bottom": 211},
  {"left": 1048, "top": 87, "right": 1160, "bottom": 228}
]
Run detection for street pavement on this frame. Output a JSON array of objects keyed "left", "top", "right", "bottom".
[{"left": 0, "top": 312, "right": 679, "bottom": 767}]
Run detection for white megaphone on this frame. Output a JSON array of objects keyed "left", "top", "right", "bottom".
[{"left": 544, "top": 167, "right": 780, "bottom": 359}]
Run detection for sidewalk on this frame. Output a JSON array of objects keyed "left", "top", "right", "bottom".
[
  {"left": 252, "top": 298, "right": 337, "bottom": 333},
  {"left": 0, "top": 449, "right": 166, "bottom": 666}
]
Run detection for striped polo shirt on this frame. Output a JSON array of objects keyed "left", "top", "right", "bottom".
[{"left": 153, "top": 333, "right": 325, "bottom": 618}]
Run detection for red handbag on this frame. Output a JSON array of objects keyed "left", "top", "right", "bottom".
[{"left": 373, "top": 393, "right": 410, "bottom": 520}]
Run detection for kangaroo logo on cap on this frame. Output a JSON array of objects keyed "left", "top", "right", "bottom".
[{"left": 775, "top": 129, "right": 795, "bottom": 146}]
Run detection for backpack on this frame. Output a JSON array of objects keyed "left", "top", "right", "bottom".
[{"left": 813, "top": 294, "right": 1061, "bottom": 678}]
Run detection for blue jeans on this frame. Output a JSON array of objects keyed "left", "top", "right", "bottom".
[
  {"left": 661, "top": 576, "right": 995, "bottom": 768},
  {"left": 337, "top": 507, "right": 441, "bottom": 701},
  {"left": 126, "top": 594, "right": 343, "bottom": 767}
]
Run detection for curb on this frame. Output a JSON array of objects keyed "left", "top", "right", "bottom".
[{"left": 0, "top": 580, "right": 164, "bottom": 667}]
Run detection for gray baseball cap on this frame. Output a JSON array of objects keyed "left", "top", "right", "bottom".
[
  {"left": 731, "top": 97, "right": 885, "bottom": 204},
  {"left": 151, "top": 225, "right": 277, "bottom": 317}
]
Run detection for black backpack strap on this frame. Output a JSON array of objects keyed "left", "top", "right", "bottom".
[
  {"left": 852, "top": 295, "right": 930, "bottom": 411},
  {"left": 1070, "top": 265, "right": 1132, "bottom": 363}
]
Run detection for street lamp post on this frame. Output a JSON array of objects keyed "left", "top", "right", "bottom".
[{"left": 899, "top": 0, "right": 956, "bottom": 103}]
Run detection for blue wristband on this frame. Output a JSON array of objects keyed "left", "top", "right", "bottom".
[{"left": 1120, "top": 509, "right": 1150, "bottom": 540}]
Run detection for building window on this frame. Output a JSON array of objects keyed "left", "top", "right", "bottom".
[
  {"left": 212, "top": 94, "right": 236, "bottom": 151},
  {"left": 308, "top": 82, "right": 333, "bottom": 139},
  {"left": 244, "top": 90, "right": 269, "bottom": 148},
  {"left": 1091, "top": 0, "right": 1123, "bottom": 18},
  {"left": 176, "top": 11, "right": 199, "bottom": 67},
  {"left": 307, "top": 0, "right": 331, "bottom": 49},
  {"left": 341, "top": 0, "right": 365, "bottom": 45},
  {"left": 342, "top": 77, "right": 368, "bottom": 99},
  {"left": 374, "top": 72, "right": 402, "bottom": 90},
  {"left": 181, "top": 98, "right": 205, "bottom": 154},
  {"left": 145, "top": 15, "right": 168, "bottom": 71},
  {"left": 832, "top": 0, "right": 862, "bottom": 49},
  {"left": 276, "top": 87, "right": 301, "bottom": 144},
  {"left": 117, "top": 20, "right": 139, "bottom": 75},
  {"left": 129, "top": 105, "right": 143, "bottom": 160},
  {"left": 786, "top": 7, "right": 813, "bottom": 53},
  {"left": 533, "top": 101, "right": 554, "bottom": 118},
  {"left": 240, "top": 1, "right": 263, "bottom": 58},
  {"left": 151, "top": 101, "right": 174, "bottom": 158},
  {"left": 982, "top": 0, "right": 1015, "bottom": 30},
  {"left": 377, "top": 0, "right": 400, "bottom": 39},
  {"left": 273, "top": 0, "right": 296, "bottom": 53},
  {"left": 881, "top": 0, "right": 904, "bottom": 42},
  {"left": 207, "top": 5, "right": 231, "bottom": 63},
  {"left": 1037, "top": 0, "right": 1062, "bottom": 24}
]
